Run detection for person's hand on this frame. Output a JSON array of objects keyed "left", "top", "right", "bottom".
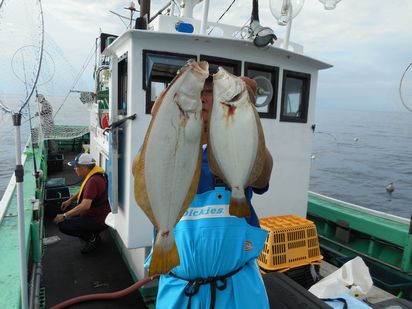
[
  {"left": 61, "top": 199, "right": 71, "bottom": 211},
  {"left": 54, "top": 214, "right": 65, "bottom": 224}
]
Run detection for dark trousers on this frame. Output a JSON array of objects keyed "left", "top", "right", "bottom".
[{"left": 58, "top": 205, "right": 107, "bottom": 241}]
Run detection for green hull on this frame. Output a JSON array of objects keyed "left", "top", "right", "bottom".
[{"left": 307, "top": 192, "right": 412, "bottom": 299}]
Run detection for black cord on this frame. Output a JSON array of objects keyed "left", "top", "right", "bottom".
[{"left": 208, "top": 0, "right": 237, "bottom": 35}]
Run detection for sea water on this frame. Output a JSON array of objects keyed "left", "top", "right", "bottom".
[
  {"left": 310, "top": 108, "right": 412, "bottom": 219},
  {"left": 0, "top": 94, "right": 89, "bottom": 198},
  {"left": 1, "top": 99, "right": 411, "bottom": 219}
]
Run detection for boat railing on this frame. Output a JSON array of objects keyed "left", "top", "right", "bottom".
[{"left": 308, "top": 191, "right": 410, "bottom": 225}]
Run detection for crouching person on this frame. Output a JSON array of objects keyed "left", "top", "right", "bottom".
[{"left": 53, "top": 153, "right": 111, "bottom": 254}]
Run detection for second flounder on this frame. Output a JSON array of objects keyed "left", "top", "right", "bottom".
[{"left": 208, "top": 67, "right": 266, "bottom": 218}]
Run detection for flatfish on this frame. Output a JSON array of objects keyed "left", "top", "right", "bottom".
[
  {"left": 208, "top": 68, "right": 266, "bottom": 218},
  {"left": 133, "top": 60, "right": 209, "bottom": 276}
]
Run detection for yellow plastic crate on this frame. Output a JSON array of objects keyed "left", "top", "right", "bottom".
[{"left": 258, "top": 215, "right": 322, "bottom": 271}]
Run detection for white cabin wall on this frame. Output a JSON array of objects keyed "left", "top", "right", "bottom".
[
  {"left": 124, "top": 42, "right": 153, "bottom": 248},
  {"left": 105, "top": 30, "right": 328, "bottom": 248},
  {"left": 254, "top": 70, "right": 319, "bottom": 218}
]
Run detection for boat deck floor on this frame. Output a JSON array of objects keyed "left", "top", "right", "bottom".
[
  {"left": 40, "top": 150, "right": 409, "bottom": 309},
  {"left": 42, "top": 220, "right": 147, "bottom": 308},
  {"left": 42, "top": 151, "right": 146, "bottom": 308}
]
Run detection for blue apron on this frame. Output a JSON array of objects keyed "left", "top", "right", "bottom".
[{"left": 155, "top": 187, "right": 269, "bottom": 309}]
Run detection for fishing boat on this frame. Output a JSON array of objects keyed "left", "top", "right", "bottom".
[{"left": 0, "top": 0, "right": 411, "bottom": 308}]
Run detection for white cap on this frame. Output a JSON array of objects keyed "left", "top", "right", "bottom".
[{"left": 68, "top": 153, "right": 96, "bottom": 166}]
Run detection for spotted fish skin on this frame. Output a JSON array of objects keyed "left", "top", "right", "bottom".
[
  {"left": 134, "top": 60, "right": 209, "bottom": 276},
  {"left": 208, "top": 67, "right": 266, "bottom": 218}
]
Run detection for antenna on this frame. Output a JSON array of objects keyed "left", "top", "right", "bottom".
[{"left": 125, "top": 1, "right": 138, "bottom": 29}]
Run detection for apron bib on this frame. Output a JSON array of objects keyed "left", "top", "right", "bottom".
[{"left": 156, "top": 188, "right": 269, "bottom": 309}]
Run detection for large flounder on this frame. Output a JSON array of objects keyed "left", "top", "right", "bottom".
[
  {"left": 208, "top": 67, "right": 266, "bottom": 218},
  {"left": 133, "top": 60, "right": 209, "bottom": 276}
]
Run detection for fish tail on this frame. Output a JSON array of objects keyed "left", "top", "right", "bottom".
[
  {"left": 229, "top": 188, "right": 251, "bottom": 218},
  {"left": 149, "top": 229, "right": 180, "bottom": 276}
]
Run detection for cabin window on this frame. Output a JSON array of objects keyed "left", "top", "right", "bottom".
[
  {"left": 244, "top": 62, "right": 279, "bottom": 119},
  {"left": 280, "top": 70, "right": 310, "bottom": 123},
  {"left": 117, "top": 54, "right": 128, "bottom": 116},
  {"left": 143, "top": 50, "right": 197, "bottom": 114},
  {"left": 199, "top": 55, "right": 241, "bottom": 75}
]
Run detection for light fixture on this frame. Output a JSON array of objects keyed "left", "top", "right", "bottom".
[
  {"left": 269, "top": 0, "right": 305, "bottom": 26},
  {"left": 269, "top": 0, "right": 305, "bottom": 49},
  {"left": 250, "top": 0, "right": 277, "bottom": 47},
  {"left": 250, "top": 20, "right": 277, "bottom": 47},
  {"left": 318, "top": 0, "right": 341, "bottom": 10}
]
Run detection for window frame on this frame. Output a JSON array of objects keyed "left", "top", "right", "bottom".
[
  {"left": 199, "top": 55, "right": 241, "bottom": 75},
  {"left": 117, "top": 53, "right": 128, "bottom": 116},
  {"left": 280, "top": 70, "right": 311, "bottom": 123},
  {"left": 142, "top": 50, "right": 197, "bottom": 114},
  {"left": 244, "top": 62, "right": 279, "bottom": 119}
]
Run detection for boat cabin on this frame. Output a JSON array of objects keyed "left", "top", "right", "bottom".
[{"left": 89, "top": 14, "right": 331, "bottom": 278}]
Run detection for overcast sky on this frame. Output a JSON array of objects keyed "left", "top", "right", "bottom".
[{"left": 1, "top": 0, "right": 412, "bottom": 112}]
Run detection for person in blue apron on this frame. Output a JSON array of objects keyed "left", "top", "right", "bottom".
[{"left": 144, "top": 77, "right": 273, "bottom": 309}]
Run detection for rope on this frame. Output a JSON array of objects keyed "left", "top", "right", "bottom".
[{"left": 53, "top": 42, "right": 96, "bottom": 119}]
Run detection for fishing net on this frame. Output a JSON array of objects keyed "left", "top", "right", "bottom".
[
  {"left": 0, "top": 0, "right": 92, "bottom": 154},
  {"left": 32, "top": 93, "right": 90, "bottom": 144},
  {"left": 399, "top": 63, "right": 412, "bottom": 112}
]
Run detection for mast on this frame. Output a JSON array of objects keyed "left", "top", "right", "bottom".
[{"left": 137, "top": 0, "right": 151, "bottom": 29}]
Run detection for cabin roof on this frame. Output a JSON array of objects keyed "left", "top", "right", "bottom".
[{"left": 104, "top": 30, "right": 332, "bottom": 71}]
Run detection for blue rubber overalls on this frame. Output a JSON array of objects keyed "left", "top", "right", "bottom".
[{"left": 146, "top": 148, "right": 270, "bottom": 309}]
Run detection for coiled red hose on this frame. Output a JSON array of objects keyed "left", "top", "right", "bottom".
[{"left": 50, "top": 276, "right": 154, "bottom": 309}]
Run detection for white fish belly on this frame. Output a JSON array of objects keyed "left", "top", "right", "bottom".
[
  {"left": 144, "top": 98, "right": 202, "bottom": 229},
  {"left": 210, "top": 103, "right": 259, "bottom": 188}
]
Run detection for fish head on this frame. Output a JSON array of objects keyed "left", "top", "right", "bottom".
[
  {"left": 213, "top": 67, "right": 248, "bottom": 106},
  {"left": 175, "top": 60, "right": 209, "bottom": 113}
]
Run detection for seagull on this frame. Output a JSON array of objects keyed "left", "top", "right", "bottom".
[
  {"left": 386, "top": 182, "right": 395, "bottom": 201},
  {"left": 386, "top": 182, "right": 395, "bottom": 194}
]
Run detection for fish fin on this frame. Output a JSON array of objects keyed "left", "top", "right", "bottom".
[
  {"left": 229, "top": 188, "right": 251, "bottom": 218},
  {"left": 133, "top": 118, "right": 158, "bottom": 227},
  {"left": 246, "top": 107, "right": 266, "bottom": 186},
  {"left": 229, "top": 196, "right": 251, "bottom": 218},
  {"left": 175, "top": 144, "right": 203, "bottom": 225},
  {"left": 150, "top": 63, "right": 192, "bottom": 116},
  {"left": 150, "top": 89, "right": 166, "bottom": 116},
  {"left": 149, "top": 230, "right": 180, "bottom": 276}
]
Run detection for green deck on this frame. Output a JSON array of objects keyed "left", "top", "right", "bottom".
[{"left": 0, "top": 146, "right": 42, "bottom": 309}]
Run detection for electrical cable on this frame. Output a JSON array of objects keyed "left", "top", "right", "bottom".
[
  {"left": 216, "top": 0, "right": 237, "bottom": 24},
  {"left": 208, "top": 0, "right": 237, "bottom": 35}
]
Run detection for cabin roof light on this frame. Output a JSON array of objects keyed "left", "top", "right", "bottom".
[
  {"left": 318, "top": 0, "right": 341, "bottom": 10},
  {"left": 270, "top": 0, "right": 305, "bottom": 26},
  {"left": 250, "top": 20, "right": 277, "bottom": 48}
]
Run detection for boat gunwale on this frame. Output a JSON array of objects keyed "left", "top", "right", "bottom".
[{"left": 309, "top": 191, "right": 410, "bottom": 225}]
